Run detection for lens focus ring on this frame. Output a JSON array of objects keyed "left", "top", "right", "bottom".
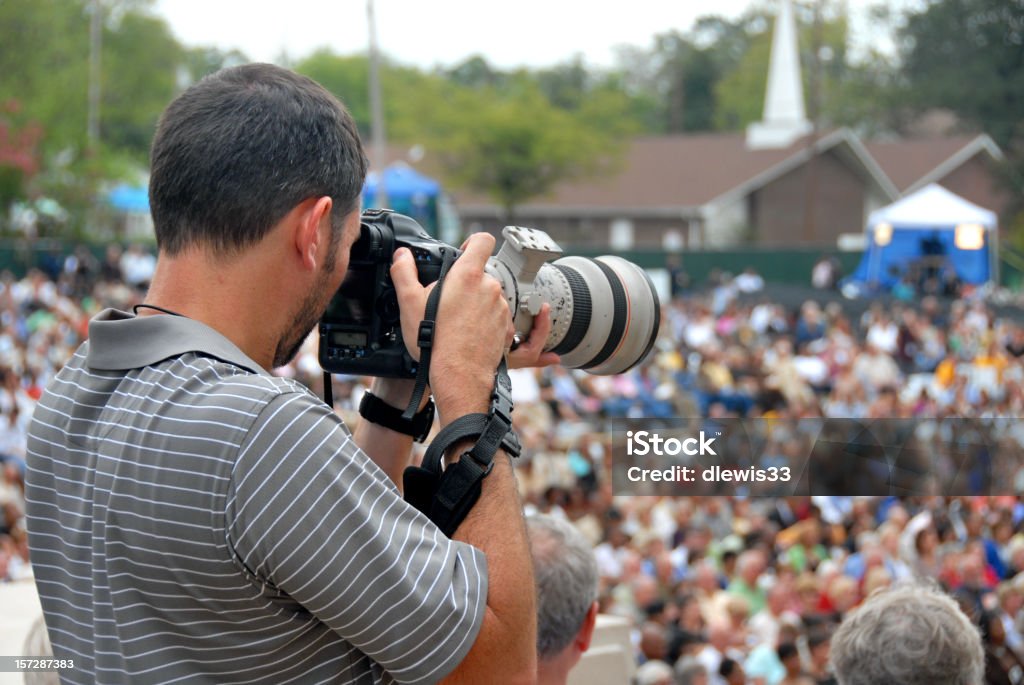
[{"left": 552, "top": 265, "right": 592, "bottom": 356}]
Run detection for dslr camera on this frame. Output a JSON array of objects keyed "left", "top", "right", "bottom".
[{"left": 319, "top": 209, "right": 660, "bottom": 378}]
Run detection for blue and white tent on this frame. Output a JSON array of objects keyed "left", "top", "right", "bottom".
[
  {"left": 850, "top": 184, "right": 998, "bottom": 288},
  {"left": 363, "top": 163, "right": 442, "bottom": 236}
]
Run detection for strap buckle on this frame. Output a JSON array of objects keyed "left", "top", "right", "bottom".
[{"left": 417, "top": 320, "right": 435, "bottom": 349}]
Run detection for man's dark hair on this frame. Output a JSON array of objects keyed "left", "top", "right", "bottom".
[
  {"left": 149, "top": 63, "right": 368, "bottom": 257},
  {"left": 778, "top": 642, "right": 799, "bottom": 661},
  {"left": 719, "top": 657, "right": 740, "bottom": 677}
]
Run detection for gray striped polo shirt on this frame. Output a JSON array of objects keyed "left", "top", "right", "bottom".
[{"left": 25, "top": 308, "right": 487, "bottom": 684}]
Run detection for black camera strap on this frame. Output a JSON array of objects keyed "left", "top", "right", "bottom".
[
  {"left": 402, "top": 248, "right": 457, "bottom": 422},
  {"left": 403, "top": 358, "right": 520, "bottom": 537}
]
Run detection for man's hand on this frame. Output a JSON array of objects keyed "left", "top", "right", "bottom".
[
  {"left": 390, "top": 233, "right": 513, "bottom": 423},
  {"left": 508, "top": 302, "right": 560, "bottom": 370}
]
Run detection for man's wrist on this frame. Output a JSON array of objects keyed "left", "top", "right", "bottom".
[
  {"left": 431, "top": 366, "right": 495, "bottom": 425},
  {"left": 360, "top": 383, "right": 435, "bottom": 442},
  {"left": 369, "top": 377, "right": 429, "bottom": 412}
]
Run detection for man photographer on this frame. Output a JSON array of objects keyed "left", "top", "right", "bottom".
[{"left": 26, "top": 63, "right": 553, "bottom": 684}]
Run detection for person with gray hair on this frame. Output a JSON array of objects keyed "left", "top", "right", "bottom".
[
  {"left": 674, "top": 655, "right": 709, "bottom": 685},
  {"left": 830, "top": 582, "right": 985, "bottom": 685},
  {"left": 528, "top": 514, "right": 600, "bottom": 685}
]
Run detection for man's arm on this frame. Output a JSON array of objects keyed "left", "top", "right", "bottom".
[
  {"left": 352, "top": 377, "right": 421, "bottom": 488},
  {"left": 391, "top": 234, "right": 537, "bottom": 684},
  {"left": 442, "top": 452, "right": 536, "bottom": 684}
]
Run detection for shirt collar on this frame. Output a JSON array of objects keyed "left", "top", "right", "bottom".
[{"left": 86, "top": 308, "right": 267, "bottom": 375}]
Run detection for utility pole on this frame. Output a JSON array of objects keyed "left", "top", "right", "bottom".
[
  {"left": 802, "top": 0, "right": 823, "bottom": 244},
  {"left": 367, "top": 0, "right": 389, "bottom": 208},
  {"left": 87, "top": 0, "right": 102, "bottom": 155}
]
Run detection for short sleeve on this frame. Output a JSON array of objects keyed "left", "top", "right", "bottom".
[{"left": 225, "top": 392, "right": 487, "bottom": 685}]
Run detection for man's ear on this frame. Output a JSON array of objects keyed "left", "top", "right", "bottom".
[
  {"left": 293, "top": 196, "right": 334, "bottom": 271},
  {"left": 575, "top": 601, "right": 599, "bottom": 654}
]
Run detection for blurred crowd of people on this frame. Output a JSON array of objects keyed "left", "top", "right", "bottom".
[{"left": 2, "top": 249, "right": 1024, "bottom": 683}]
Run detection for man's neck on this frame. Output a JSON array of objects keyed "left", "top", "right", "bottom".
[
  {"left": 537, "top": 651, "right": 576, "bottom": 685},
  {"left": 142, "top": 245, "right": 292, "bottom": 371}
]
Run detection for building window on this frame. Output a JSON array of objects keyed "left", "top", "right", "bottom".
[{"left": 610, "top": 219, "right": 634, "bottom": 250}]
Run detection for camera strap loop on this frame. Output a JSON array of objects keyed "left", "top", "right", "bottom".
[
  {"left": 402, "top": 248, "right": 457, "bottom": 422},
  {"left": 403, "top": 359, "right": 520, "bottom": 537}
]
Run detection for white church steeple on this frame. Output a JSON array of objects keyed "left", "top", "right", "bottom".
[{"left": 747, "top": 0, "right": 813, "bottom": 149}]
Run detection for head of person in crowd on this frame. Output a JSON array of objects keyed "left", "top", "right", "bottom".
[
  {"left": 719, "top": 657, "right": 746, "bottom": 685},
  {"left": 635, "top": 658, "right": 674, "bottom": 685},
  {"left": 736, "top": 548, "right": 766, "bottom": 587},
  {"left": 778, "top": 642, "right": 803, "bottom": 679},
  {"left": 640, "top": 621, "right": 670, "bottom": 663},
  {"left": 528, "top": 514, "right": 600, "bottom": 685},
  {"left": 674, "top": 656, "right": 709, "bottom": 685},
  {"left": 830, "top": 583, "right": 984, "bottom": 685}
]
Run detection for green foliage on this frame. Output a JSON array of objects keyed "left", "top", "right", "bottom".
[
  {"left": 0, "top": 101, "right": 44, "bottom": 232},
  {"left": 899, "top": 0, "right": 1024, "bottom": 227},
  {"left": 101, "top": 11, "right": 184, "bottom": 157},
  {"left": 294, "top": 51, "right": 372, "bottom": 136},
  {"left": 427, "top": 82, "right": 624, "bottom": 222},
  {"left": 0, "top": 0, "right": 90, "bottom": 158},
  {"left": 714, "top": 28, "right": 773, "bottom": 131},
  {"left": 293, "top": 51, "right": 629, "bottom": 220},
  {"left": 0, "top": 0, "right": 210, "bottom": 236},
  {"left": 899, "top": 0, "right": 1024, "bottom": 149}
]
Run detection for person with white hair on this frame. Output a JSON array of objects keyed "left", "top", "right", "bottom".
[
  {"left": 675, "top": 656, "right": 710, "bottom": 685},
  {"left": 527, "top": 514, "right": 600, "bottom": 685},
  {"left": 830, "top": 582, "right": 984, "bottom": 685}
]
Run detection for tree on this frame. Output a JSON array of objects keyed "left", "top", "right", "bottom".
[
  {"left": 294, "top": 51, "right": 372, "bottom": 136},
  {"left": 898, "top": 0, "right": 1024, "bottom": 229},
  {"left": 899, "top": 0, "right": 1024, "bottom": 149},
  {"left": 102, "top": 10, "right": 185, "bottom": 159},
  {"left": 0, "top": 0, "right": 195, "bottom": 236},
  {"left": 0, "top": 101, "right": 43, "bottom": 231},
  {"left": 607, "top": 17, "right": 755, "bottom": 134},
  {"left": 444, "top": 55, "right": 508, "bottom": 91},
  {"left": 430, "top": 80, "right": 624, "bottom": 224},
  {"left": 0, "top": 0, "right": 90, "bottom": 158}
]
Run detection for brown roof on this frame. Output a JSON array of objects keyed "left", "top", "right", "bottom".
[
  {"left": 377, "top": 134, "right": 825, "bottom": 212},
  {"left": 466, "top": 134, "right": 821, "bottom": 211},
  {"left": 377, "top": 132, "right": 993, "bottom": 213},
  {"left": 864, "top": 135, "right": 984, "bottom": 192}
]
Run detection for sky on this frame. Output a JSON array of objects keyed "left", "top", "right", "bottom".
[{"left": 153, "top": 0, "right": 906, "bottom": 71}]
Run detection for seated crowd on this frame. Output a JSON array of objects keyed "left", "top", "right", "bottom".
[{"left": 0, "top": 249, "right": 1022, "bottom": 684}]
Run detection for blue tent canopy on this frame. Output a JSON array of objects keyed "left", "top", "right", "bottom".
[
  {"left": 107, "top": 184, "right": 150, "bottom": 213},
  {"left": 849, "top": 184, "right": 998, "bottom": 289},
  {"left": 363, "top": 163, "right": 440, "bottom": 201},
  {"left": 363, "top": 163, "right": 442, "bottom": 235}
]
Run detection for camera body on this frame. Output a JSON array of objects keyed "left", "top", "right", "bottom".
[
  {"left": 319, "top": 209, "right": 660, "bottom": 379},
  {"left": 319, "top": 209, "right": 455, "bottom": 378}
]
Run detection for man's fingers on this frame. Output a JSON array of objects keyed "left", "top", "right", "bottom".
[
  {"left": 531, "top": 304, "right": 553, "bottom": 344},
  {"left": 517, "top": 304, "right": 552, "bottom": 353},
  {"left": 390, "top": 247, "right": 423, "bottom": 310},
  {"left": 507, "top": 305, "right": 561, "bottom": 369},
  {"left": 456, "top": 232, "right": 496, "bottom": 272}
]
